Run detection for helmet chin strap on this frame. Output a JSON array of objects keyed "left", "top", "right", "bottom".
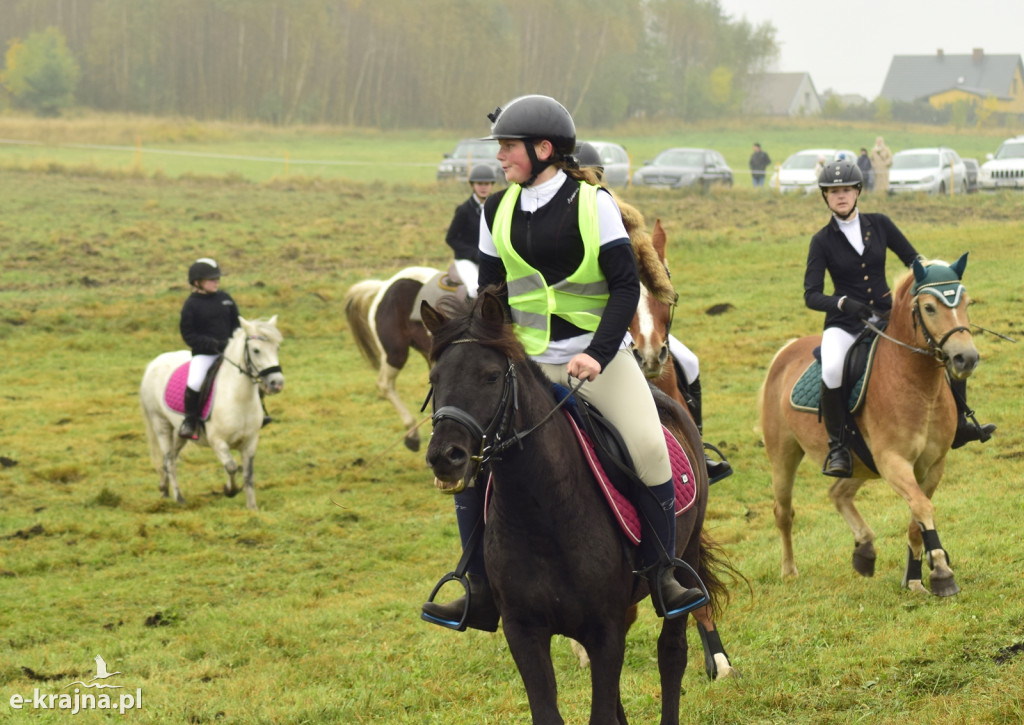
[
  {"left": 520, "top": 142, "right": 552, "bottom": 188},
  {"left": 834, "top": 201, "right": 858, "bottom": 221}
]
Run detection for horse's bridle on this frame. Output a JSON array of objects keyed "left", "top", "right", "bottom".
[
  {"left": 866, "top": 296, "right": 971, "bottom": 365},
  {"left": 223, "top": 335, "right": 283, "bottom": 385},
  {"left": 426, "top": 339, "right": 583, "bottom": 493}
]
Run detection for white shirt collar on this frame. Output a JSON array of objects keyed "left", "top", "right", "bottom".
[{"left": 519, "top": 170, "right": 567, "bottom": 213}]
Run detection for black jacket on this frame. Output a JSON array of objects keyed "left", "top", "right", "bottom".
[
  {"left": 478, "top": 178, "right": 638, "bottom": 369},
  {"left": 180, "top": 290, "right": 240, "bottom": 355},
  {"left": 444, "top": 195, "right": 483, "bottom": 262},
  {"left": 804, "top": 212, "right": 919, "bottom": 334},
  {"left": 749, "top": 149, "right": 771, "bottom": 174}
]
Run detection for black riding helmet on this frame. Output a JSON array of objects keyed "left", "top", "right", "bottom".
[
  {"left": 468, "top": 165, "right": 498, "bottom": 184},
  {"left": 818, "top": 159, "right": 863, "bottom": 190},
  {"left": 575, "top": 142, "right": 604, "bottom": 174},
  {"left": 485, "top": 95, "right": 576, "bottom": 186},
  {"left": 188, "top": 257, "right": 222, "bottom": 285}
]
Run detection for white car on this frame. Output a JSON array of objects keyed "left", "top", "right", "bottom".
[
  {"left": 888, "top": 147, "right": 967, "bottom": 195},
  {"left": 978, "top": 136, "right": 1024, "bottom": 191},
  {"left": 769, "top": 148, "right": 857, "bottom": 193}
]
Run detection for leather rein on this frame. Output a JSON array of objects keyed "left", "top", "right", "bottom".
[{"left": 425, "top": 338, "right": 584, "bottom": 491}]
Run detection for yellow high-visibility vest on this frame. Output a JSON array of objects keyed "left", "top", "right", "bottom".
[{"left": 491, "top": 181, "right": 609, "bottom": 355}]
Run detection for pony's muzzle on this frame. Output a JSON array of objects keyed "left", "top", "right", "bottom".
[
  {"left": 947, "top": 348, "right": 978, "bottom": 380},
  {"left": 426, "top": 440, "right": 471, "bottom": 484}
]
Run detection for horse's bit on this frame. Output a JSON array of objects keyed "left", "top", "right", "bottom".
[{"left": 223, "top": 335, "right": 283, "bottom": 384}]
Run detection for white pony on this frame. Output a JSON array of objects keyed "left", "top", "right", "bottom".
[{"left": 140, "top": 316, "right": 285, "bottom": 511}]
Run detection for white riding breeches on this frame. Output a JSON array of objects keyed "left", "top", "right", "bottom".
[
  {"left": 820, "top": 327, "right": 858, "bottom": 389},
  {"left": 187, "top": 354, "right": 218, "bottom": 391}
]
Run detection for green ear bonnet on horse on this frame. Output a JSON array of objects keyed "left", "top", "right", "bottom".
[{"left": 911, "top": 253, "right": 968, "bottom": 308}]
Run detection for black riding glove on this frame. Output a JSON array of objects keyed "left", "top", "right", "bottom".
[{"left": 840, "top": 297, "right": 873, "bottom": 320}]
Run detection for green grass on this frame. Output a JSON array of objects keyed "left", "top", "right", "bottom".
[
  {"left": 1, "top": 127, "right": 1023, "bottom": 722},
  {"left": 1, "top": 111, "right": 1019, "bottom": 185}
]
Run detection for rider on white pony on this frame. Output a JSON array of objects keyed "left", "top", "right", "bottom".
[
  {"left": 445, "top": 164, "right": 499, "bottom": 298},
  {"left": 179, "top": 258, "right": 240, "bottom": 439}
]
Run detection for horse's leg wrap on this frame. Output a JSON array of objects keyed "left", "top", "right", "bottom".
[
  {"left": 696, "top": 622, "right": 726, "bottom": 680},
  {"left": 902, "top": 546, "right": 923, "bottom": 589},
  {"left": 920, "top": 527, "right": 949, "bottom": 569}
]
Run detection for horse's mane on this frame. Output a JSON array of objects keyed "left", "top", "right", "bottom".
[
  {"left": 241, "top": 317, "right": 283, "bottom": 343},
  {"left": 617, "top": 199, "right": 677, "bottom": 305},
  {"left": 428, "top": 291, "right": 527, "bottom": 364}
]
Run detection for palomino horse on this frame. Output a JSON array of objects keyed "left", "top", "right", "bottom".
[
  {"left": 422, "top": 292, "right": 731, "bottom": 724},
  {"left": 140, "top": 316, "right": 285, "bottom": 511},
  {"left": 344, "top": 267, "right": 440, "bottom": 451},
  {"left": 760, "top": 256, "right": 978, "bottom": 596}
]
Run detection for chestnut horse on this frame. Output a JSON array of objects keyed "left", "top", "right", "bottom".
[
  {"left": 760, "top": 255, "right": 978, "bottom": 596},
  {"left": 422, "top": 292, "right": 731, "bottom": 724}
]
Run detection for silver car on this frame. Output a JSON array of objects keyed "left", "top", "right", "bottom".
[
  {"left": 632, "top": 147, "right": 733, "bottom": 190},
  {"left": 437, "top": 139, "right": 503, "bottom": 183},
  {"left": 888, "top": 147, "right": 967, "bottom": 195}
]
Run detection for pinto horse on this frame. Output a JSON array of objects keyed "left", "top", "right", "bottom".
[
  {"left": 629, "top": 218, "right": 686, "bottom": 409},
  {"left": 344, "top": 267, "right": 440, "bottom": 451},
  {"left": 422, "top": 292, "right": 731, "bottom": 724},
  {"left": 760, "top": 255, "right": 979, "bottom": 596},
  {"left": 140, "top": 316, "right": 285, "bottom": 511}
]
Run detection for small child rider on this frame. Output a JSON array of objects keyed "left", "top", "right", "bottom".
[{"left": 178, "top": 258, "right": 240, "bottom": 439}]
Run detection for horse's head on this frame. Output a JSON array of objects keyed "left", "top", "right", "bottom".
[
  {"left": 421, "top": 292, "right": 524, "bottom": 493},
  {"left": 629, "top": 218, "right": 676, "bottom": 379},
  {"left": 900, "top": 254, "right": 978, "bottom": 380},
  {"left": 238, "top": 315, "right": 285, "bottom": 394}
]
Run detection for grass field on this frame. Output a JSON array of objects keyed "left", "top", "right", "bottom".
[
  {"left": 1, "top": 116, "right": 1023, "bottom": 723},
  {"left": 1, "top": 111, "right": 1020, "bottom": 185}
]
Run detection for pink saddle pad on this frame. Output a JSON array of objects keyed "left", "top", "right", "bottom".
[
  {"left": 164, "top": 362, "right": 215, "bottom": 419},
  {"left": 485, "top": 413, "right": 697, "bottom": 545}
]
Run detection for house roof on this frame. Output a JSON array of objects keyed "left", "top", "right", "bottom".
[
  {"left": 880, "top": 51, "right": 1023, "bottom": 103},
  {"left": 745, "top": 72, "right": 819, "bottom": 115}
]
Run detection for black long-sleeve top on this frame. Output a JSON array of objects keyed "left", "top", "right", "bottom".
[
  {"left": 804, "top": 212, "right": 919, "bottom": 334},
  {"left": 180, "top": 290, "right": 240, "bottom": 355},
  {"left": 445, "top": 195, "right": 483, "bottom": 262}
]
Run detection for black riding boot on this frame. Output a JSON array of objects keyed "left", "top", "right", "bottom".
[
  {"left": 950, "top": 378, "right": 996, "bottom": 449},
  {"left": 178, "top": 388, "right": 202, "bottom": 440},
  {"left": 820, "top": 385, "right": 852, "bottom": 478},
  {"left": 635, "top": 481, "right": 707, "bottom": 619},
  {"left": 421, "top": 487, "right": 499, "bottom": 632},
  {"left": 677, "top": 371, "right": 732, "bottom": 484}
]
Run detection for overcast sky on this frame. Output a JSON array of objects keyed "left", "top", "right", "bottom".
[{"left": 718, "top": 0, "right": 1024, "bottom": 99}]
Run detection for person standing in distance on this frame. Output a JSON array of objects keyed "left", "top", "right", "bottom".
[
  {"left": 444, "top": 164, "right": 498, "bottom": 297},
  {"left": 748, "top": 142, "right": 771, "bottom": 187}
]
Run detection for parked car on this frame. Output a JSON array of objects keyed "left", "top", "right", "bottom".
[
  {"left": 888, "top": 147, "right": 967, "bottom": 195},
  {"left": 962, "top": 158, "right": 980, "bottom": 193},
  {"left": 978, "top": 135, "right": 1024, "bottom": 191},
  {"left": 769, "top": 148, "right": 857, "bottom": 193},
  {"left": 579, "top": 140, "right": 631, "bottom": 188},
  {"left": 631, "top": 147, "right": 732, "bottom": 189},
  {"left": 436, "top": 139, "right": 502, "bottom": 182}
]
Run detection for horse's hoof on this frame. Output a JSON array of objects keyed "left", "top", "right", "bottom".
[
  {"left": 904, "top": 579, "right": 928, "bottom": 594},
  {"left": 930, "top": 573, "right": 961, "bottom": 597},
  {"left": 403, "top": 435, "right": 420, "bottom": 452},
  {"left": 175, "top": 494, "right": 185, "bottom": 504},
  {"left": 224, "top": 485, "right": 239, "bottom": 498},
  {"left": 852, "top": 540, "right": 876, "bottom": 577}
]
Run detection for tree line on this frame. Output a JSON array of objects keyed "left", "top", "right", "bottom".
[{"left": 0, "top": 0, "right": 777, "bottom": 127}]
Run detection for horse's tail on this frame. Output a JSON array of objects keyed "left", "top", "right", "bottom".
[
  {"left": 344, "top": 280, "right": 385, "bottom": 369},
  {"left": 697, "top": 530, "right": 750, "bottom": 619}
]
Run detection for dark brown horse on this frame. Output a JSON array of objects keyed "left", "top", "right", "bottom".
[
  {"left": 344, "top": 267, "right": 438, "bottom": 451},
  {"left": 422, "top": 292, "right": 730, "bottom": 724},
  {"left": 760, "top": 255, "right": 978, "bottom": 596}
]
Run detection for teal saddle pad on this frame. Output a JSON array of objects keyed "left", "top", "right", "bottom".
[{"left": 790, "top": 335, "right": 881, "bottom": 414}]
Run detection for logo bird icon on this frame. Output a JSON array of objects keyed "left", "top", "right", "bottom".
[{"left": 89, "top": 655, "right": 122, "bottom": 683}]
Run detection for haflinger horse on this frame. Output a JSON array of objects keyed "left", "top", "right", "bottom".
[
  {"left": 344, "top": 266, "right": 445, "bottom": 452},
  {"left": 760, "top": 255, "right": 978, "bottom": 596},
  {"left": 140, "top": 316, "right": 285, "bottom": 511},
  {"left": 421, "top": 292, "right": 731, "bottom": 725}
]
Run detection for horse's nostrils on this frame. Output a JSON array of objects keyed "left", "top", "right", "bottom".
[{"left": 950, "top": 353, "right": 978, "bottom": 378}]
